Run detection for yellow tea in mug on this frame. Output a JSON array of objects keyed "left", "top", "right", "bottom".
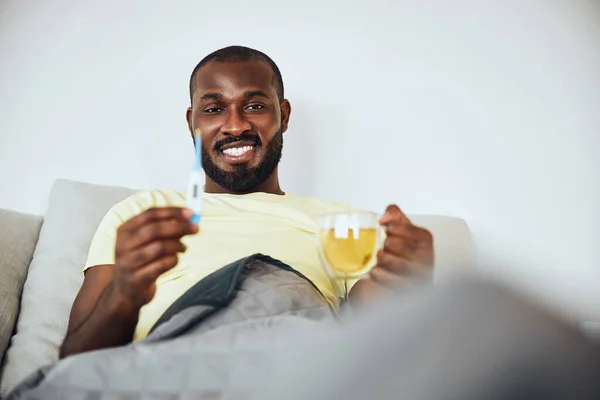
[{"left": 319, "top": 228, "right": 377, "bottom": 274}]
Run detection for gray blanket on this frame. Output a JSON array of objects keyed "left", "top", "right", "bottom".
[
  {"left": 10, "top": 256, "right": 600, "bottom": 399},
  {"left": 7, "top": 254, "right": 339, "bottom": 399}
]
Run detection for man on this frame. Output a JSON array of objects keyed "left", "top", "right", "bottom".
[{"left": 59, "top": 45, "right": 434, "bottom": 358}]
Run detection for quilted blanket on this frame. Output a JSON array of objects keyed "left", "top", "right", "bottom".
[
  {"left": 6, "top": 254, "right": 339, "bottom": 399},
  {"left": 8, "top": 258, "right": 600, "bottom": 400}
]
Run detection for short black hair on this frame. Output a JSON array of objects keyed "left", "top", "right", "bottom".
[{"left": 189, "top": 45, "right": 284, "bottom": 104}]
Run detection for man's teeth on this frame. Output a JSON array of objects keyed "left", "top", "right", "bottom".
[{"left": 222, "top": 146, "right": 253, "bottom": 156}]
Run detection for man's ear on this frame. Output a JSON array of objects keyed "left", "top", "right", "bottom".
[
  {"left": 186, "top": 106, "right": 194, "bottom": 141},
  {"left": 280, "top": 99, "right": 291, "bottom": 133}
]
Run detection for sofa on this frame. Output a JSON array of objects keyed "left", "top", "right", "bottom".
[{"left": 0, "top": 178, "right": 474, "bottom": 396}]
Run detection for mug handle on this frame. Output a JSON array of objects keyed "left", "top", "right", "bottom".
[{"left": 376, "top": 217, "right": 387, "bottom": 253}]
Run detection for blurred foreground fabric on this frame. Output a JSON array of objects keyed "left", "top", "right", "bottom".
[{"left": 265, "top": 277, "right": 600, "bottom": 400}]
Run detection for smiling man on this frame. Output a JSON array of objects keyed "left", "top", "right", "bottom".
[
  {"left": 190, "top": 57, "right": 288, "bottom": 194},
  {"left": 60, "top": 46, "right": 434, "bottom": 357}
]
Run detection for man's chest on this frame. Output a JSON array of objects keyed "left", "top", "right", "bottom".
[{"left": 166, "top": 215, "right": 322, "bottom": 280}]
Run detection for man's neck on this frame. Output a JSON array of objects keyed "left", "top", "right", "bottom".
[{"left": 204, "top": 175, "right": 284, "bottom": 195}]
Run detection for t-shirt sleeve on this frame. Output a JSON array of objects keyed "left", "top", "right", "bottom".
[
  {"left": 83, "top": 191, "right": 156, "bottom": 273},
  {"left": 83, "top": 205, "right": 122, "bottom": 272}
]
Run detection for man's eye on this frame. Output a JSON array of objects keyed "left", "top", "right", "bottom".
[
  {"left": 245, "top": 104, "right": 264, "bottom": 110},
  {"left": 204, "top": 107, "right": 223, "bottom": 113}
]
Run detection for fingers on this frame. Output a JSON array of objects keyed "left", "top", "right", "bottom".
[
  {"left": 120, "top": 207, "right": 193, "bottom": 232},
  {"left": 370, "top": 264, "right": 431, "bottom": 290},
  {"left": 119, "top": 239, "right": 187, "bottom": 271},
  {"left": 133, "top": 254, "right": 180, "bottom": 287},
  {"left": 379, "top": 204, "right": 411, "bottom": 226},
  {"left": 123, "top": 218, "right": 198, "bottom": 250},
  {"left": 376, "top": 245, "right": 433, "bottom": 278},
  {"left": 116, "top": 206, "right": 198, "bottom": 258},
  {"left": 115, "top": 207, "right": 198, "bottom": 276},
  {"left": 113, "top": 238, "right": 185, "bottom": 306},
  {"left": 369, "top": 266, "right": 411, "bottom": 288},
  {"left": 383, "top": 236, "right": 418, "bottom": 255},
  {"left": 112, "top": 207, "right": 198, "bottom": 307},
  {"left": 376, "top": 249, "right": 419, "bottom": 276},
  {"left": 379, "top": 204, "right": 431, "bottom": 241},
  {"left": 384, "top": 222, "right": 431, "bottom": 242}
]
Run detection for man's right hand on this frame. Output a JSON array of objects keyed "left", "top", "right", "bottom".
[
  {"left": 111, "top": 207, "right": 198, "bottom": 309},
  {"left": 60, "top": 207, "right": 198, "bottom": 359}
]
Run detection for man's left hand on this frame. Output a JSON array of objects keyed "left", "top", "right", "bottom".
[
  {"left": 369, "top": 204, "right": 434, "bottom": 287},
  {"left": 348, "top": 204, "right": 434, "bottom": 305}
]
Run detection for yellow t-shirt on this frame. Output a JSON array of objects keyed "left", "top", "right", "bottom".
[{"left": 84, "top": 189, "right": 358, "bottom": 341}]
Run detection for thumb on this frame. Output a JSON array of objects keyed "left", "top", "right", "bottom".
[{"left": 379, "top": 204, "right": 411, "bottom": 225}]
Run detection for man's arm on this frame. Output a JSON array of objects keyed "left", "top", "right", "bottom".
[
  {"left": 59, "top": 265, "right": 140, "bottom": 359},
  {"left": 60, "top": 206, "right": 198, "bottom": 359}
]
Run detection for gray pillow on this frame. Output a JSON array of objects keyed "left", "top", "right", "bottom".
[
  {"left": 0, "top": 179, "right": 136, "bottom": 396},
  {"left": 0, "top": 209, "right": 42, "bottom": 368}
]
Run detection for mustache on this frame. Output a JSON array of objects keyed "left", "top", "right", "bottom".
[{"left": 213, "top": 133, "right": 262, "bottom": 150}]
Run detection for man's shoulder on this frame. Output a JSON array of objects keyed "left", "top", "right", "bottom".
[{"left": 104, "top": 189, "right": 186, "bottom": 222}]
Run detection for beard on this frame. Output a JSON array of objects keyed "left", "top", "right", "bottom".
[{"left": 201, "top": 128, "right": 283, "bottom": 192}]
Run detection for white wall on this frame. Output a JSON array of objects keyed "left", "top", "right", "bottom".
[{"left": 1, "top": 0, "right": 599, "bottom": 318}]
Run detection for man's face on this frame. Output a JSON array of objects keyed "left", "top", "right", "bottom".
[{"left": 186, "top": 60, "right": 290, "bottom": 192}]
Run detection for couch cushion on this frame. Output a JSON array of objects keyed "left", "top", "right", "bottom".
[
  {"left": 0, "top": 179, "right": 136, "bottom": 396},
  {"left": 409, "top": 214, "right": 474, "bottom": 282},
  {"left": 0, "top": 209, "right": 43, "bottom": 368}
]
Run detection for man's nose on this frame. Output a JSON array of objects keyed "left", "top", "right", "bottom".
[{"left": 221, "top": 108, "right": 251, "bottom": 136}]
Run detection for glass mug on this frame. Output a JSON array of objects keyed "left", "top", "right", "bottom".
[{"left": 316, "top": 211, "right": 383, "bottom": 281}]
